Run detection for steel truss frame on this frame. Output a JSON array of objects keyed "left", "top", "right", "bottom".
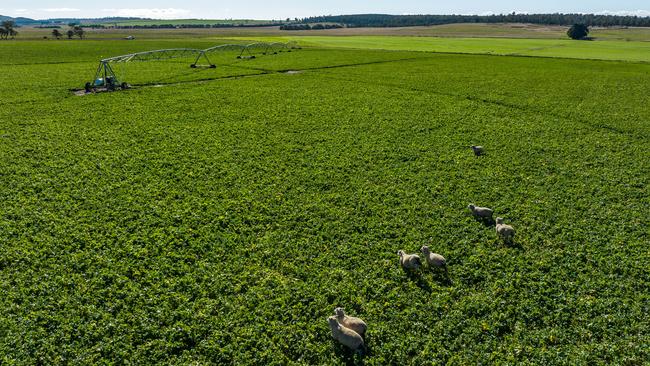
[{"left": 90, "top": 42, "right": 300, "bottom": 89}]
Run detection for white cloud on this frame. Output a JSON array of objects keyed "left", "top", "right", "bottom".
[
  {"left": 101, "top": 8, "right": 191, "bottom": 19},
  {"left": 40, "top": 8, "right": 81, "bottom": 13},
  {"left": 13, "top": 9, "right": 28, "bottom": 14},
  {"left": 594, "top": 10, "right": 650, "bottom": 17}
]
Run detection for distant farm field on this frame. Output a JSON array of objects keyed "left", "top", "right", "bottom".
[
  {"left": 19, "top": 23, "right": 650, "bottom": 42},
  {"left": 111, "top": 19, "right": 273, "bottom": 26},
  {"left": 224, "top": 35, "right": 650, "bottom": 62},
  {"left": 0, "top": 34, "right": 648, "bottom": 364}
]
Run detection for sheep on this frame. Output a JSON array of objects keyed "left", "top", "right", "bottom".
[
  {"left": 334, "top": 307, "right": 367, "bottom": 338},
  {"left": 467, "top": 204, "right": 494, "bottom": 221},
  {"left": 470, "top": 145, "right": 485, "bottom": 156},
  {"left": 397, "top": 250, "right": 422, "bottom": 270},
  {"left": 495, "top": 217, "right": 515, "bottom": 243},
  {"left": 420, "top": 246, "right": 448, "bottom": 273},
  {"left": 327, "top": 316, "right": 366, "bottom": 354}
]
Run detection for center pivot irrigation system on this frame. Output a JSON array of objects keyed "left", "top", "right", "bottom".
[{"left": 86, "top": 41, "right": 300, "bottom": 92}]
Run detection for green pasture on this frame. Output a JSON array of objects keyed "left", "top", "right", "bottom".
[
  {"left": 18, "top": 23, "right": 650, "bottom": 43},
  {"left": 367, "top": 24, "right": 650, "bottom": 41},
  {"left": 0, "top": 36, "right": 648, "bottom": 364},
  {"left": 223, "top": 35, "right": 650, "bottom": 62}
]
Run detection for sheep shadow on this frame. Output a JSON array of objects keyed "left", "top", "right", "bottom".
[
  {"left": 403, "top": 269, "right": 432, "bottom": 292},
  {"left": 332, "top": 340, "right": 368, "bottom": 365},
  {"left": 472, "top": 215, "right": 495, "bottom": 227},
  {"left": 505, "top": 240, "right": 524, "bottom": 250},
  {"left": 427, "top": 268, "right": 454, "bottom": 286},
  {"left": 495, "top": 238, "right": 524, "bottom": 251}
]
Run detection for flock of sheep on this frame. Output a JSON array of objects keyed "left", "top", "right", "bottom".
[{"left": 327, "top": 145, "right": 517, "bottom": 354}]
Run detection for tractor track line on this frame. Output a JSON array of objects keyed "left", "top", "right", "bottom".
[
  {"left": 315, "top": 72, "right": 648, "bottom": 140},
  {"left": 73, "top": 57, "right": 426, "bottom": 91}
]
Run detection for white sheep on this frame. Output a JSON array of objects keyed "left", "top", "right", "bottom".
[
  {"left": 420, "top": 246, "right": 447, "bottom": 272},
  {"left": 327, "top": 316, "right": 366, "bottom": 353},
  {"left": 467, "top": 204, "right": 494, "bottom": 221},
  {"left": 398, "top": 250, "right": 422, "bottom": 270},
  {"left": 495, "top": 217, "right": 515, "bottom": 243},
  {"left": 470, "top": 145, "right": 485, "bottom": 156},
  {"left": 334, "top": 307, "right": 367, "bottom": 338}
]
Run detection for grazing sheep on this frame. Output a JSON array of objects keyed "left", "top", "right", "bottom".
[
  {"left": 420, "top": 246, "right": 447, "bottom": 272},
  {"left": 495, "top": 217, "right": 515, "bottom": 243},
  {"left": 398, "top": 250, "right": 422, "bottom": 270},
  {"left": 467, "top": 204, "right": 494, "bottom": 221},
  {"left": 334, "top": 308, "right": 367, "bottom": 338},
  {"left": 470, "top": 145, "right": 485, "bottom": 156},
  {"left": 327, "top": 316, "right": 366, "bottom": 354}
]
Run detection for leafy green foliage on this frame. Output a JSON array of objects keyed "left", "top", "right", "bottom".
[{"left": 0, "top": 39, "right": 648, "bottom": 364}]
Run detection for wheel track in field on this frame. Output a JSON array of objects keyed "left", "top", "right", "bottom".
[
  {"left": 312, "top": 71, "right": 647, "bottom": 140},
  {"left": 107, "top": 56, "right": 427, "bottom": 89},
  {"left": 49, "top": 56, "right": 426, "bottom": 96}
]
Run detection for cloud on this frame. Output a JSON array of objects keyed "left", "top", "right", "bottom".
[
  {"left": 13, "top": 9, "right": 28, "bottom": 14},
  {"left": 594, "top": 10, "right": 650, "bottom": 17},
  {"left": 101, "top": 8, "right": 191, "bottom": 19},
  {"left": 40, "top": 8, "right": 81, "bottom": 13}
]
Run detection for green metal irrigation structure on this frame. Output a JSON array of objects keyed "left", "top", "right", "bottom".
[{"left": 86, "top": 41, "right": 300, "bottom": 92}]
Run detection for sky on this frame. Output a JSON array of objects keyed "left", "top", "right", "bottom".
[{"left": 2, "top": 0, "right": 649, "bottom": 20}]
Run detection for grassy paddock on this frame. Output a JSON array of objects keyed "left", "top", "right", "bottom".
[
  {"left": 221, "top": 35, "right": 650, "bottom": 62},
  {"left": 15, "top": 23, "right": 650, "bottom": 42},
  {"left": 0, "top": 37, "right": 648, "bottom": 364}
]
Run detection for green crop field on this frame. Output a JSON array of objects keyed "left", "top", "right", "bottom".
[{"left": 0, "top": 33, "right": 648, "bottom": 365}]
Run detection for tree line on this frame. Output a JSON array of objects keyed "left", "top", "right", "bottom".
[
  {"left": 301, "top": 13, "right": 650, "bottom": 28},
  {"left": 50, "top": 25, "right": 84, "bottom": 39},
  {"left": 280, "top": 23, "right": 343, "bottom": 30},
  {"left": 107, "top": 22, "right": 283, "bottom": 29}
]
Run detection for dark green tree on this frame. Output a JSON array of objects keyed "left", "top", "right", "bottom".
[
  {"left": 67, "top": 29, "right": 74, "bottom": 39},
  {"left": 51, "top": 29, "right": 62, "bottom": 39},
  {"left": 1, "top": 20, "right": 17, "bottom": 40},
  {"left": 73, "top": 25, "right": 85, "bottom": 39},
  {"left": 567, "top": 24, "right": 589, "bottom": 39}
]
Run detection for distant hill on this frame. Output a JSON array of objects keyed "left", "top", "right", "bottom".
[
  {"left": 47, "top": 17, "right": 147, "bottom": 24},
  {"left": 110, "top": 19, "right": 272, "bottom": 26},
  {"left": 0, "top": 15, "right": 276, "bottom": 28},
  {"left": 0, "top": 15, "right": 147, "bottom": 26},
  {"left": 0, "top": 15, "right": 39, "bottom": 25}
]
